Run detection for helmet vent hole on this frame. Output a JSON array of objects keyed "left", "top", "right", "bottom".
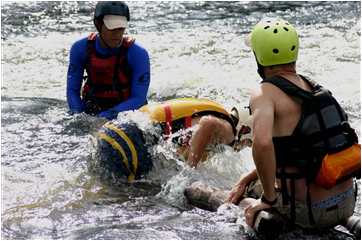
[
  {"left": 276, "top": 22, "right": 279, "bottom": 25},
  {"left": 291, "top": 45, "right": 296, "bottom": 51},
  {"left": 284, "top": 27, "right": 289, "bottom": 31},
  {"left": 273, "top": 49, "right": 279, "bottom": 54},
  {"left": 264, "top": 26, "right": 270, "bottom": 30},
  {"left": 273, "top": 29, "right": 278, "bottom": 34}
]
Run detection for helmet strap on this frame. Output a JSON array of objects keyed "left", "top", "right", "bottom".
[
  {"left": 99, "top": 34, "right": 112, "bottom": 49},
  {"left": 252, "top": 52, "right": 266, "bottom": 80},
  {"left": 94, "top": 18, "right": 102, "bottom": 32},
  {"left": 257, "top": 62, "right": 266, "bottom": 80}
]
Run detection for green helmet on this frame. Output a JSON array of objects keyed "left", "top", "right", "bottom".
[{"left": 250, "top": 19, "right": 299, "bottom": 67}]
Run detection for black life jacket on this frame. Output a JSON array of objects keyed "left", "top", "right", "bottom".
[{"left": 262, "top": 75, "right": 358, "bottom": 226}]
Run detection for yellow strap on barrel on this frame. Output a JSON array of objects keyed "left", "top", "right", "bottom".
[
  {"left": 98, "top": 132, "right": 135, "bottom": 181},
  {"left": 104, "top": 123, "right": 139, "bottom": 182}
]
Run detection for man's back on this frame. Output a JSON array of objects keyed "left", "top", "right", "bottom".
[
  {"left": 266, "top": 73, "right": 353, "bottom": 202},
  {"left": 263, "top": 73, "right": 306, "bottom": 137}
]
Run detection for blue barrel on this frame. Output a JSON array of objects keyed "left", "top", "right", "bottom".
[{"left": 97, "top": 120, "right": 153, "bottom": 182}]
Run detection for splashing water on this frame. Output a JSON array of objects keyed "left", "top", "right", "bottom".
[{"left": 1, "top": 1, "right": 360, "bottom": 239}]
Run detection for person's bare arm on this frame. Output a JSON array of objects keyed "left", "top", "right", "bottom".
[
  {"left": 250, "top": 85, "right": 277, "bottom": 201},
  {"left": 187, "top": 116, "right": 234, "bottom": 167},
  {"left": 243, "top": 85, "right": 278, "bottom": 227},
  {"left": 226, "top": 169, "right": 258, "bottom": 205}
]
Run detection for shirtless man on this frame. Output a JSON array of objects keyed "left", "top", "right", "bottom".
[{"left": 227, "top": 19, "right": 358, "bottom": 229}]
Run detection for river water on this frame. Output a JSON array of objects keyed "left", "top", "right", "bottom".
[{"left": 1, "top": 1, "right": 360, "bottom": 239}]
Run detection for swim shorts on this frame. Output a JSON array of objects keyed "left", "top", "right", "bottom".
[{"left": 245, "top": 179, "right": 356, "bottom": 229}]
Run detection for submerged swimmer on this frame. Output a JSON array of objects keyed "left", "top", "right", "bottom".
[{"left": 93, "top": 98, "right": 252, "bottom": 182}]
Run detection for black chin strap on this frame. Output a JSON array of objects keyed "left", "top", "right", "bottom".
[
  {"left": 252, "top": 51, "right": 265, "bottom": 80},
  {"left": 257, "top": 62, "right": 266, "bottom": 80}
]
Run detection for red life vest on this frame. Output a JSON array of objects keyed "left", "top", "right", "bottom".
[{"left": 82, "top": 33, "right": 135, "bottom": 111}]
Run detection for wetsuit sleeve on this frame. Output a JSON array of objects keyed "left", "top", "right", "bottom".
[
  {"left": 66, "top": 38, "right": 87, "bottom": 113},
  {"left": 98, "top": 42, "right": 150, "bottom": 120}
]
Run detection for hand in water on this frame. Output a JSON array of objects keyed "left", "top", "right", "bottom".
[
  {"left": 226, "top": 180, "right": 247, "bottom": 205},
  {"left": 66, "top": 111, "right": 88, "bottom": 120},
  {"left": 244, "top": 198, "right": 272, "bottom": 228},
  {"left": 98, "top": 109, "right": 118, "bottom": 120},
  {"left": 226, "top": 170, "right": 258, "bottom": 205}
]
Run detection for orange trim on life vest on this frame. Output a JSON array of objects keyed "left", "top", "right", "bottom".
[
  {"left": 122, "top": 36, "right": 136, "bottom": 48},
  {"left": 88, "top": 32, "right": 97, "bottom": 41}
]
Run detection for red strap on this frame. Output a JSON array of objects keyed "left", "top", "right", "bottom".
[
  {"left": 184, "top": 116, "right": 192, "bottom": 129},
  {"left": 163, "top": 104, "right": 172, "bottom": 137}
]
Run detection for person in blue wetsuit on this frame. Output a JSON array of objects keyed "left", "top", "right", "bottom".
[{"left": 67, "top": 1, "right": 150, "bottom": 120}]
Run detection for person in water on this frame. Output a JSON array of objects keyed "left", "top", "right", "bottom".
[
  {"left": 227, "top": 18, "right": 359, "bottom": 230},
  {"left": 66, "top": 1, "right": 150, "bottom": 120},
  {"left": 95, "top": 98, "right": 252, "bottom": 182}
]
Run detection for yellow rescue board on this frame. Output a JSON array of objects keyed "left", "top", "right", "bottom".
[{"left": 139, "top": 98, "right": 229, "bottom": 122}]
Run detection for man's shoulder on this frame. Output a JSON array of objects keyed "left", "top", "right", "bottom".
[
  {"left": 69, "top": 36, "right": 90, "bottom": 64},
  {"left": 260, "top": 81, "right": 285, "bottom": 95},
  {"left": 128, "top": 40, "right": 148, "bottom": 55},
  {"left": 127, "top": 40, "right": 150, "bottom": 65},
  {"left": 71, "top": 36, "right": 89, "bottom": 51},
  {"left": 250, "top": 83, "right": 279, "bottom": 105}
]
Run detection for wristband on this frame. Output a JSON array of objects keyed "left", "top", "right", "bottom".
[{"left": 261, "top": 193, "right": 278, "bottom": 206}]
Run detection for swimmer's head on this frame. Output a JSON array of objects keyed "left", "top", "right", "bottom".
[{"left": 230, "top": 107, "right": 253, "bottom": 151}]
